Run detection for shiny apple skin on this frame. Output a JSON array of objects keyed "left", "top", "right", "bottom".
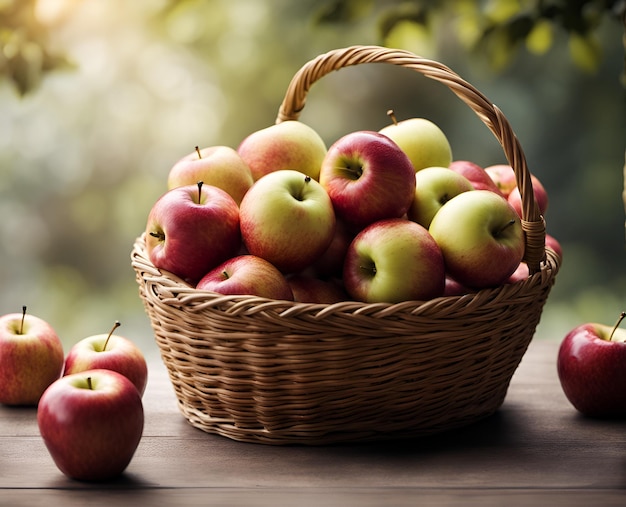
[
  {"left": 37, "top": 369, "right": 144, "bottom": 481},
  {"left": 557, "top": 323, "right": 626, "bottom": 417}
]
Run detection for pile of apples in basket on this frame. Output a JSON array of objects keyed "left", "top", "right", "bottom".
[{"left": 145, "top": 112, "right": 561, "bottom": 303}]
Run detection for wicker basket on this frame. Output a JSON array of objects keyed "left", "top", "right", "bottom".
[{"left": 131, "top": 45, "right": 560, "bottom": 445}]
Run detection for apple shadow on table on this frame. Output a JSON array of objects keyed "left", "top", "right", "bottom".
[
  {"left": 351, "top": 407, "right": 523, "bottom": 454},
  {"left": 44, "top": 466, "right": 159, "bottom": 490}
]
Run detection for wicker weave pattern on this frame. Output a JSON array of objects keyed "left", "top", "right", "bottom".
[{"left": 131, "top": 46, "right": 560, "bottom": 445}]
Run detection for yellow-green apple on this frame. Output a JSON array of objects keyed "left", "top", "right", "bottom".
[
  {"left": 343, "top": 218, "right": 445, "bottom": 303},
  {"left": 63, "top": 321, "right": 148, "bottom": 397},
  {"left": 484, "top": 163, "right": 517, "bottom": 198},
  {"left": 319, "top": 131, "right": 415, "bottom": 230},
  {"left": 429, "top": 190, "right": 525, "bottom": 289},
  {"left": 0, "top": 306, "right": 64, "bottom": 406},
  {"left": 145, "top": 182, "right": 241, "bottom": 285},
  {"left": 167, "top": 146, "right": 254, "bottom": 205},
  {"left": 196, "top": 254, "right": 294, "bottom": 300},
  {"left": 507, "top": 174, "right": 549, "bottom": 218},
  {"left": 407, "top": 166, "right": 475, "bottom": 228},
  {"left": 239, "top": 170, "right": 335, "bottom": 273},
  {"left": 379, "top": 112, "right": 452, "bottom": 171},
  {"left": 237, "top": 120, "right": 327, "bottom": 181},
  {"left": 557, "top": 312, "right": 626, "bottom": 417},
  {"left": 287, "top": 273, "right": 349, "bottom": 304},
  {"left": 449, "top": 160, "right": 505, "bottom": 196},
  {"left": 37, "top": 369, "right": 144, "bottom": 481}
]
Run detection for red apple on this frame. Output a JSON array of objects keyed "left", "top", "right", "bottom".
[
  {"left": 0, "top": 306, "right": 64, "bottom": 406},
  {"left": 508, "top": 174, "right": 549, "bottom": 218},
  {"left": 545, "top": 233, "right": 563, "bottom": 261},
  {"left": 38, "top": 369, "right": 144, "bottom": 481},
  {"left": 429, "top": 190, "right": 525, "bottom": 289},
  {"left": 484, "top": 163, "right": 517, "bottom": 198},
  {"left": 444, "top": 276, "right": 474, "bottom": 296},
  {"left": 63, "top": 321, "right": 148, "bottom": 396},
  {"left": 196, "top": 254, "right": 294, "bottom": 300},
  {"left": 506, "top": 261, "right": 529, "bottom": 284},
  {"left": 167, "top": 145, "right": 254, "bottom": 205},
  {"left": 449, "top": 160, "right": 505, "bottom": 196},
  {"left": 287, "top": 274, "right": 349, "bottom": 303},
  {"left": 319, "top": 131, "right": 416, "bottom": 230},
  {"left": 239, "top": 170, "right": 335, "bottom": 274},
  {"left": 310, "top": 218, "right": 355, "bottom": 279},
  {"left": 343, "top": 218, "right": 445, "bottom": 303},
  {"left": 237, "top": 120, "right": 327, "bottom": 181},
  {"left": 557, "top": 312, "right": 626, "bottom": 417},
  {"left": 145, "top": 181, "right": 241, "bottom": 285}
]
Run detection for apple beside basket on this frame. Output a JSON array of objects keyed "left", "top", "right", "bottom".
[{"left": 131, "top": 45, "right": 561, "bottom": 445}]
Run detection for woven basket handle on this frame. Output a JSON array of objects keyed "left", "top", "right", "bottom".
[{"left": 276, "top": 45, "right": 545, "bottom": 274}]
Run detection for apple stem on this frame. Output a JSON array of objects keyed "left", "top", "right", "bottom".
[
  {"left": 149, "top": 231, "right": 165, "bottom": 240},
  {"left": 294, "top": 175, "right": 312, "bottom": 201},
  {"left": 195, "top": 146, "right": 202, "bottom": 159},
  {"left": 19, "top": 306, "right": 26, "bottom": 335},
  {"left": 608, "top": 311, "right": 626, "bottom": 341},
  {"left": 103, "top": 321, "right": 121, "bottom": 351},
  {"left": 197, "top": 181, "right": 204, "bottom": 203},
  {"left": 87, "top": 377, "right": 93, "bottom": 390},
  {"left": 387, "top": 109, "right": 398, "bottom": 126}
]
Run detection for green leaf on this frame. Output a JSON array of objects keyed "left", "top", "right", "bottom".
[
  {"left": 383, "top": 20, "right": 435, "bottom": 58},
  {"left": 313, "top": 0, "right": 373, "bottom": 24},
  {"left": 568, "top": 31, "right": 601, "bottom": 73},
  {"left": 525, "top": 18, "right": 553, "bottom": 55},
  {"left": 483, "top": 0, "right": 522, "bottom": 23},
  {"left": 377, "top": 3, "right": 428, "bottom": 42}
]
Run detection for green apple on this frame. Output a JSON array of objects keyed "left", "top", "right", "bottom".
[
  {"left": 343, "top": 218, "right": 445, "bottom": 303},
  {"left": 237, "top": 121, "right": 327, "bottom": 181},
  {"left": 239, "top": 170, "right": 336, "bottom": 274},
  {"left": 379, "top": 112, "right": 452, "bottom": 172},
  {"left": 408, "top": 166, "right": 475, "bottom": 228},
  {"left": 167, "top": 146, "right": 254, "bottom": 205},
  {"left": 429, "top": 190, "right": 525, "bottom": 289}
]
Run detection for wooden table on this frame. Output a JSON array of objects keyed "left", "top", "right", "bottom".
[{"left": 2, "top": 339, "right": 625, "bottom": 506}]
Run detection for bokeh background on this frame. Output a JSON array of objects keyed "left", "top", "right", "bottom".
[{"left": 1, "top": 0, "right": 624, "bottom": 358}]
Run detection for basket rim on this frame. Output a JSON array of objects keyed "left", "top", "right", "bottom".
[{"left": 131, "top": 232, "right": 561, "bottom": 317}]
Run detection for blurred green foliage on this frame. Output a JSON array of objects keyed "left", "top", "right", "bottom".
[
  {"left": 0, "top": 0, "right": 624, "bottom": 355},
  {"left": 315, "top": 0, "right": 625, "bottom": 76}
]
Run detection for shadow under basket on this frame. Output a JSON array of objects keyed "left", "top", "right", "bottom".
[{"left": 131, "top": 45, "right": 561, "bottom": 445}]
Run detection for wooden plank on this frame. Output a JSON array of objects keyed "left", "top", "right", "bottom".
[
  {"left": 2, "top": 488, "right": 626, "bottom": 507},
  {"left": 2, "top": 340, "right": 626, "bottom": 501}
]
